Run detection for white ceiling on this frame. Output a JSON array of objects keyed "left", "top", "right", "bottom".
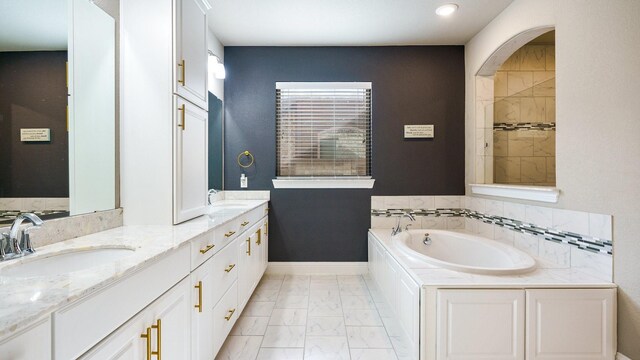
[
  {"left": 0, "top": 0, "right": 67, "bottom": 52},
  {"left": 208, "top": 0, "right": 513, "bottom": 46}
]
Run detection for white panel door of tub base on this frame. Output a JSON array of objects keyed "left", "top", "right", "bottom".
[
  {"left": 437, "top": 289, "right": 525, "bottom": 360},
  {"left": 526, "top": 289, "right": 616, "bottom": 360}
]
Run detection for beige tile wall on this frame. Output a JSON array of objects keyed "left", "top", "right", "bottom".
[{"left": 493, "top": 44, "right": 556, "bottom": 186}]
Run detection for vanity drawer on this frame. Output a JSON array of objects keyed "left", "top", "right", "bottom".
[
  {"left": 213, "top": 281, "right": 238, "bottom": 354},
  {"left": 233, "top": 206, "right": 268, "bottom": 236},
  {"left": 191, "top": 230, "right": 217, "bottom": 270},
  {"left": 211, "top": 240, "right": 239, "bottom": 305},
  {"left": 214, "top": 217, "right": 241, "bottom": 249}
]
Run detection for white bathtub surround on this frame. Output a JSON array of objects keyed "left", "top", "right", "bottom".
[
  {"left": 370, "top": 195, "right": 613, "bottom": 281},
  {"left": 0, "top": 208, "right": 123, "bottom": 249},
  {"left": 369, "top": 229, "right": 616, "bottom": 360}
]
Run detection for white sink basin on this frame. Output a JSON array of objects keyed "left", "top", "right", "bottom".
[{"left": 0, "top": 247, "right": 135, "bottom": 278}]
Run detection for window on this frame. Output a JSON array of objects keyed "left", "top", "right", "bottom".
[{"left": 274, "top": 82, "right": 373, "bottom": 188}]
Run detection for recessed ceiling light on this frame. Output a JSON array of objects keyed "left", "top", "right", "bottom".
[{"left": 436, "top": 3, "right": 459, "bottom": 17}]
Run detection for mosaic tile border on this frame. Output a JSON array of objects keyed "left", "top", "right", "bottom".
[
  {"left": 371, "top": 208, "right": 612, "bottom": 256},
  {"left": 494, "top": 122, "right": 556, "bottom": 131}
]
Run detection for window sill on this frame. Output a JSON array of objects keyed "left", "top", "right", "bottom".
[
  {"left": 272, "top": 178, "right": 375, "bottom": 189},
  {"left": 470, "top": 183, "right": 560, "bottom": 203}
]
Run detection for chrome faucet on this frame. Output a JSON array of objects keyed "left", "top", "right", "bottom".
[
  {"left": 1, "top": 213, "right": 44, "bottom": 261},
  {"left": 391, "top": 213, "right": 416, "bottom": 236},
  {"left": 207, "top": 189, "right": 220, "bottom": 205}
]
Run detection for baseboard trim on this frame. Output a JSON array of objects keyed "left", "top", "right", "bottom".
[
  {"left": 266, "top": 262, "right": 368, "bottom": 275},
  {"left": 617, "top": 353, "right": 632, "bottom": 360}
]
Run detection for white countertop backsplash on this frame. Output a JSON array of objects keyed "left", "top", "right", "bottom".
[{"left": 0, "top": 200, "right": 267, "bottom": 340}]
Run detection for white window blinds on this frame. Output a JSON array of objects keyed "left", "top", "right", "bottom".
[{"left": 276, "top": 82, "right": 372, "bottom": 178}]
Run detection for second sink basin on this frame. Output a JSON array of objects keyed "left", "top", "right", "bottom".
[{"left": 0, "top": 247, "right": 136, "bottom": 278}]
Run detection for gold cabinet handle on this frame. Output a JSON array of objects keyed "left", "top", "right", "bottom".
[
  {"left": 151, "top": 319, "right": 161, "bottom": 360},
  {"left": 265, "top": 221, "right": 269, "bottom": 236},
  {"left": 140, "top": 327, "right": 152, "bottom": 360},
  {"left": 178, "top": 104, "right": 186, "bottom": 130},
  {"left": 194, "top": 281, "right": 203, "bottom": 312},
  {"left": 224, "top": 308, "right": 236, "bottom": 321},
  {"left": 224, "top": 231, "right": 236, "bottom": 237},
  {"left": 177, "top": 59, "right": 185, "bottom": 85},
  {"left": 224, "top": 264, "right": 236, "bottom": 273},
  {"left": 256, "top": 229, "right": 261, "bottom": 245},
  {"left": 241, "top": 221, "right": 250, "bottom": 227},
  {"left": 199, "top": 244, "right": 214, "bottom": 254},
  {"left": 246, "top": 238, "right": 251, "bottom": 256}
]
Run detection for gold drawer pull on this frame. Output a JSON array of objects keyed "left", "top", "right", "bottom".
[
  {"left": 224, "top": 308, "right": 236, "bottom": 321},
  {"left": 199, "top": 244, "right": 214, "bottom": 254},
  {"left": 151, "top": 319, "right": 161, "bottom": 360},
  {"left": 140, "top": 327, "right": 152, "bottom": 360},
  {"left": 194, "top": 281, "right": 203, "bottom": 312},
  {"left": 224, "top": 264, "right": 236, "bottom": 273},
  {"left": 241, "top": 221, "right": 250, "bottom": 227},
  {"left": 224, "top": 231, "right": 236, "bottom": 237},
  {"left": 256, "top": 229, "right": 261, "bottom": 245},
  {"left": 178, "top": 59, "right": 185, "bottom": 85}
]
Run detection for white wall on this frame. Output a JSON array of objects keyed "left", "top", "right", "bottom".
[
  {"left": 208, "top": 28, "right": 224, "bottom": 100},
  {"left": 465, "top": 0, "right": 640, "bottom": 357}
]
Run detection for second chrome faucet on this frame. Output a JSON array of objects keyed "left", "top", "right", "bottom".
[{"left": 1, "top": 213, "right": 44, "bottom": 261}]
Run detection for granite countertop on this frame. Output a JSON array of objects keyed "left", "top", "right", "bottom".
[
  {"left": 0, "top": 200, "right": 267, "bottom": 340},
  {"left": 368, "top": 228, "right": 616, "bottom": 289}
]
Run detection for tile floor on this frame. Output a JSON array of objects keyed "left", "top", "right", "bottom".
[{"left": 215, "top": 274, "right": 413, "bottom": 360}]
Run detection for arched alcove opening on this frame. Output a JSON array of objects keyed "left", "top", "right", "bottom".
[{"left": 473, "top": 26, "right": 556, "bottom": 190}]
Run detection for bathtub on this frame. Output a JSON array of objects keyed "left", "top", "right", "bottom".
[{"left": 393, "top": 229, "right": 536, "bottom": 275}]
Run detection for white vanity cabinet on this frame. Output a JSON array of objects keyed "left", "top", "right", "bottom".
[
  {"left": 237, "top": 220, "right": 268, "bottom": 314},
  {"left": 81, "top": 277, "right": 192, "bottom": 360},
  {"left": 174, "top": 0, "right": 209, "bottom": 109},
  {"left": 0, "top": 318, "right": 51, "bottom": 360},
  {"left": 121, "top": 0, "right": 211, "bottom": 225},
  {"left": 173, "top": 96, "right": 208, "bottom": 223}
]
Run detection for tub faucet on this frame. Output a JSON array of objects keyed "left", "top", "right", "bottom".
[
  {"left": 392, "top": 213, "right": 416, "bottom": 236},
  {"left": 1, "top": 213, "right": 44, "bottom": 261}
]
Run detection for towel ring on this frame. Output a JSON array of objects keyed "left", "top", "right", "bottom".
[{"left": 237, "top": 150, "right": 254, "bottom": 168}]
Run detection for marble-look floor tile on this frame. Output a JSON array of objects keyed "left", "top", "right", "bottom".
[
  {"left": 390, "top": 335, "right": 414, "bottom": 360},
  {"left": 309, "top": 287, "right": 341, "bottom": 301},
  {"left": 251, "top": 288, "right": 280, "bottom": 302},
  {"left": 275, "top": 295, "right": 309, "bottom": 309},
  {"left": 243, "top": 301, "right": 275, "bottom": 317},
  {"left": 306, "top": 316, "right": 347, "bottom": 336},
  {"left": 262, "top": 325, "right": 306, "bottom": 348},
  {"left": 341, "top": 295, "right": 376, "bottom": 309},
  {"left": 268, "top": 309, "right": 308, "bottom": 326},
  {"left": 215, "top": 335, "right": 262, "bottom": 360},
  {"left": 344, "top": 309, "right": 383, "bottom": 326},
  {"left": 304, "top": 336, "right": 350, "bottom": 360},
  {"left": 339, "top": 284, "right": 371, "bottom": 296},
  {"left": 263, "top": 274, "right": 285, "bottom": 280},
  {"left": 257, "top": 279, "right": 284, "bottom": 290},
  {"left": 351, "top": 348, "right": 399, "bottom": 360},
  {"left": 256, "top": 348, "right": 304, "bottom": 360},
  {"left": 230, "top": 316, "right": 270, "bottom": 336},
  {"left": 308, "top": 300, "right": 343, "bottom": 317},
  {"left": 347, "top": 326, "right": 392, "bottom": 348}
]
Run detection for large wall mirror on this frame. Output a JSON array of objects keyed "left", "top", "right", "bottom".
[{"left": 0, "top": 0, "right": 116, "bottom": 224}]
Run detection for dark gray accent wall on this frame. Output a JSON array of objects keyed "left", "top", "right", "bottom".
[
  {"left": 0, "top": 51, "right": 69, "bottom": 198},
  {"left": 224, "top": 46, "right": 465, "bottom": 261}
]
